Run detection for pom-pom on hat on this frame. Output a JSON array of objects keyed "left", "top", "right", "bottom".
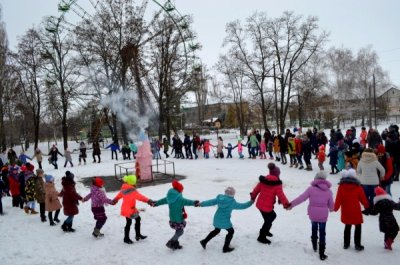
[
  {"left": 45, "top": 175, "right": 54, "bottom": 183},
  {"left": 93, "top": 177, "right": 104, "bottom": 188},
  {"left": 172, "top": 180, "right": 184, "bottom": 193},
  {"left": 20, "top": 165, "right": 27, "bottom": 172},
  {"left": 123, "top": 175, "right": 137, "bottom": 186},
  {"left": 65, "top": 171, "right": 75, "bottom": 180},
  {"left": 26, "top": 162, "right": 34, "bottom": 172},
  {"left": 225, "top": 187, "right": 236, "bottom": 197},
  {"left": 315, "top": 171, "right": 327, "bottom": 180},
  {"left": 375, "top": 186, "right": 387, "bottom": 197},
  {"left": 268, "top": 162, "right": 280, "bottom": 177}
]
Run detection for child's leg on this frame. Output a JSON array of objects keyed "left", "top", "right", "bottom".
[
  {"left": 200, "top": 228, "right": 221, "bottom": 248},
  {"left": 54, "top": 209, "right": 61, "bottom": 222},
  {"left": 0, "top": 196, "right": 3, "bottom": 214},
  {"left": 92, "top": 206, "right": 107, "bottom": 231},
  {"left": 318, "top": 222, "right": 326, "bottom": 244},
  {"left": 124, "top": 217, "right": 133, "bottom": 243},
  {"left": 69, "top": 161, "right": 73, "bottom": 167},
  {"left": 354, "top": 224, "right": 363, "bottom": 250},
  {"left": 223, "top": 228, "right": 235, "bottom": 252},
  {"left": 311, "top": 222, "right": 318, "bottom": 251},
  {"left": 40, "top": 202, "right": 46, "bottom": 221},
  {"left": 134, "top": 216, "right": 147, "bottom": 240},
  {"left": 48, "top": 211, "right": 54, "bottom": 225},
  {"left": 171, "top": 228, "right": 184, "bottom": 242},
  {"left": 344, "top": 224, "right": 351, "bottom": 248}
]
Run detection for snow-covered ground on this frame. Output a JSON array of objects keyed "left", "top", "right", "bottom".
[{"left": 1, "top": 126, "right": 399, "bottom": 265}]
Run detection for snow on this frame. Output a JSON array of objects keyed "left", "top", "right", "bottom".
[{"left": 1, "top": 126, "right": 400, "bottom": 265}]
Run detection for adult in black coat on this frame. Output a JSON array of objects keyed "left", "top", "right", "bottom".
[{"left": 48, "top": 145, "right": 63, "bottom": 169}]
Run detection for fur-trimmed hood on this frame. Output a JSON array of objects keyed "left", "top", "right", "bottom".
[{"left": 360, "top": 151, "right": 377, "bottom": 163}]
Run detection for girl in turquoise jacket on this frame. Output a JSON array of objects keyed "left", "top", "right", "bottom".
[
  {"left": 156, "top": 180, "right": 199, "bottom": 250},
  {"left": 199, "top": 187, "right": 253, "bottom": 253}
]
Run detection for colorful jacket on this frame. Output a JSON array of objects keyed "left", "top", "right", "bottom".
[
  {"left": 356, "top": 152, "right": 385, "bottom": 186},
  {"left": 45, "top": 182, "right": 62, "bottom": 212},
  {"left": 273, "top": 138, "right": 280, "bottom": 153},
  {"left": 18, "top": 154, "right": 32, "bottom": 164},
  {"left": 201, "top": 194, "right": 253, "bottom": 229},
  {"left": 60, "top": 177, "right": 82, "bottom": 216},
  {"left": 334, "top": 177, "right": 369, "bottom": 225},
  {"left": 287, "top": 138, "right": 296, "bottom": 155},
  {"left": 259, "top": 142, "right": 266, "bottom": 153},
  {"left": 251, "top": 175, "right": 289, "bottom": 212},
  {"left": 106, "top": 143, "right": 120, "bottom": 152},
  {"left": 157, "top": 188, "right": 196, "bottom": 223},
  {"left": 249, "top": 135, "right": 259, "bottom": 148},
  {"left": 25, "top": 176, "right": 36, "bottom": 202},
  {"left": 113, "top": 183, "right": 149, "bottom": 219},
  {"left": 290, "top": 179, "right": 334, "bottom": 222},
  {"left": 294, "top": 137, "right": 303, "bottom": 155},
  {"left": 8, "top": 174, "right": 20, "bottom": 196},
  {"left": 84, "top": 185, "right": 113, "bottom": 208}
]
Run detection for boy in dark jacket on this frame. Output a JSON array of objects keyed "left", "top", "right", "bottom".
[{"left": 59, "top": 171, "right": 82, "bottom": 232}]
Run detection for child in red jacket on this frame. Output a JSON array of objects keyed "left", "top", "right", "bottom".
[
  {"left": 334, "top": 169, "right": 369, "bottom": 251},
  {"left": 251, "top": 163, "right": 290, "bottom": 244},
  {"left": 317, "top": 145, "right": 326, "bottom": 170}
]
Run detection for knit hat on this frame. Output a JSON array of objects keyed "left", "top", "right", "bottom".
[
  {"left": 45, "top": 175, "right": 54, "bottom": 183},
  {"left": 123, "top": 175, "right": 137, "bottom": 186},
  {"left": 225, "top": 187, "right": 236, "bottom": 197},
  {"left": 26, "top": 162, "right": 34, "bottom": 172},
  {"left": 65, "top": 170, "right": 75, "bottom": 180},
  {"left": 319, "top": 145, "right": 325, "bottom": 151},
  {"left": 36, "top": 169, "right": 44, "bottom": 176},
  {"left": 20, "top": 165, "right": 27, "bottom": 172},
  {"left": 268, "top": 162, "right": 280, "bottom": 177},
  {"left": 172, "top": 180, "right": 184, "bottom": 193},
  {"left": 375, "top": 186, "right": 387, "bottom": 197},
  {"left": 376, "top": 144, "right": 386, "bottom": 154},
  {"left": 93, "top": 177, "right": 104, "bottom": 188},
  {"left": 315, "top": 171, "right": 327, "bottom": 180}
]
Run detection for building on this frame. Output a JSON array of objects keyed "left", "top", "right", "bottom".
[{"left": 379, "top": 86, "right": 400, "bottom": 118}]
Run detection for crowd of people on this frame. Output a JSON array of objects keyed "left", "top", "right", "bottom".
[{"left": 0, "top": 125, "right": 400, "bottom": 262}]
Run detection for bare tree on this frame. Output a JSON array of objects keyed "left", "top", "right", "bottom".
[
  {"left": 266, "top": 11, "right": 328, "bottom": 133},
  {"left": 0, "top": 6, "right": 8, "bottom": 149}
]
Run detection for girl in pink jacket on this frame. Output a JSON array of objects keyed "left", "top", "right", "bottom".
[
  {"left": 259, "top": 139, "right": 266, "bottom": 159},
  {"left": 251, "top": 163, "right": 290, "bottom": 244}
]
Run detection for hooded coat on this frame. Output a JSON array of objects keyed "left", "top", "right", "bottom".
[
  {"left": 201, "top": 194, "right": 253, "bottom": 229},
  {"left": 334, "top": 177, "right": 369, "bottom": 225},
  {"left": 45, "top": 182, "right": 62, "bottom": 212},
  {"left": 84, "top": 185, "right": 113, "bottom": 208},
  {"left": 113, "top": 183, "right": 149, "bottom": 219},
  {"left": 156, "top": 188, "right": 196, "bottom": 223},
  {"left": 251, "top": 175, "right": 289, "bottom": 212},
  {"left": 356, "top": 152, "right": 385, "bottom": 185},
  {"left": 60, "top": 177, "right": 82, "bottom": 216},
  {"left": 34, "top": 176, "right": 46, "bottom": 203},
  {"left": 290, "top": 179, "right": 334, "bottom": 222},
  {"left": 370, "top": 194, "right": 400, "bottom": 234}
]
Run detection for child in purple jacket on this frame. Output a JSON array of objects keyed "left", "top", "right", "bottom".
[
  {"left": 289, "top": 171, "right": 334, "bottom": 261},
  {"left": 83, "top": 177, "right": 114, "bottom": 237}
]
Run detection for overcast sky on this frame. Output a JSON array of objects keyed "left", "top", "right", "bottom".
[{"left": 1, "top": 0, "right": 400, "bottom": 85}]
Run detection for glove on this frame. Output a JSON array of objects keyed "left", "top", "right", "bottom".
[
  {"left": 110, "top": 199, "right": 117, "bottom": 205},
  {"left": 283, "top": 203, "right": 291, "bottom": 209},
  {"left": 147, "top": 199, "right": 156, "bottom": 207},
  {"left": 194, "top": 200, "right": 200, "bottom": 207}
]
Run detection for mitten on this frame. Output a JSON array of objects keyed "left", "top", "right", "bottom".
[
  {"left": 147, "top": 199, "right": 156, "bottom": 207},
  {"left": 283, "top": 203, "right": 291, "bottom": 209},
  {"left": 194, "top": 200, "right": 200, "bottom": 207}
]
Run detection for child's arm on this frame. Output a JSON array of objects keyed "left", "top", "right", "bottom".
[
  {"left": 392, "top": 201, "right": 400, "bottom": 211},
  {"left": 155, "top": 197, "right": 167, "bottom": 206},
  {"left": 333, "top": 188, "right": 341, "bottom": 211},
  {"left": 233, "top": 200, "right": 253, "bottom": 210},
  {"left": 290, "top": 188, "right": 311, "bottom": 209},
  {"left": 112, "top": 191, "right": 123, "bottom": 203},
  {"left": 250, "top": 183, "right": 262, "bottom": 201},
  {"left": 82, "top": 192, "right": 92, "bottom": 202},
  {"left": 200, "top": 198, "right": 217, "bottom": 207},
  {"left": 181, "top": 196, "right": 197, "bottom": 206},
  {"left": 135, "top": 191, "right": 150, "bottom": 203}
]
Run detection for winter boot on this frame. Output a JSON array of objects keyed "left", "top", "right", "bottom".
[
  {"left": 223, "top": 233, "right": 235, "bottom": 253},
  {"left": 92, "top": 228, "right": 104, "bottom": 238},
  {"left": 299, "top": 165, "right": 304, "bottom": 170},
  {"left": 343, "top": 226, "right": 351, "bottom": 249},
  {"left": 24, "top": 206, "right": 30, "bottom": 214},
  {"left": 49, "top": 221, "right": 56, "bottom": 226},
  {"left": 319, "top": 243, "right": 328, "bottom": 260},
  {"left": 30, "top": 209, "right": 38, "bottom": 215},
  {"left": 124, "top": 226, "right": 133, "bottom": 244},
  {"left": 257, "top": 229, "right": 271, "bottom": 244},
  {"left": 311, "top": 237, "right": 318, "bottom": 252},
  {"left": 384, "top": 238, "right": 393, "bottom": 250},
  {"left": 67, "top": 224, "right": 75, "bottom": 232},
  {"left": 200, "top": 229, "right": 220, "bottom": 249},
  {"left": 61, "top": 223, "right": 68, "bottom": 232},
  {"left": 134, "top": 220, "right": 147, "bottom": 241},
  {"left": 173, "top": 241, "right": 183, "bottom": 250},
  {"left": 306, "top": 164, "right": 313, "bottom": 171},
  {"left": 354, "top": 225, "right": 364, "bottom": 251}
]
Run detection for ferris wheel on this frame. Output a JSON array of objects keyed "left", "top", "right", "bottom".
[{"left": 46, "top": 0, "right": 201, "bottom": 76}]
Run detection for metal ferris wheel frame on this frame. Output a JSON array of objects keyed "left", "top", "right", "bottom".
[{"left": 46, "top": 0, "right": 201, "bottom": 75}]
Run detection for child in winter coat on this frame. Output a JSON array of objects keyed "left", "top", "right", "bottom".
[
  {"left": 44, "top": 175, "right": 62, "bottom": 226},
  {"left": 337, "top": 140, "right": 347, "bottom": 171},
  {"left": 259, "top": 139, "right": 267, "bottom": 159},
  {"left": 113, "top": 175, "right": 153, "bottom": 244},
  {"left": 32, "top": 148, "right": 43, "bottom": 170},
  {"left": 294, "top": 135, "right": 304, "bottom": 169},
  {"left": 289, "top": 171, "right": 334, "bottom": 260},
  {"left": 267, "top": 139, "right": 274, "bottom": 160},
  {"left": 287, "top": 137, "right": 297, "bottom": 167},
  {"left": 199, "top": 187, "right": 253, "bottom": 253},
  {"left": 78, "top": 142, "right": 87, "bottom": 165},
  {"left": 334, "top": 169, "right": 369, "bottom": 251},
  {"left": 234, "top": 139, "right": 245, "bottom": 159},
  {"left": 59, "top": 171, "right": 82, "bottom": 232},
  {"left": 18, "top": 151, "right": 32, "bottom": 164},
  {"left": 83, "top": 177, "right": 114, "bottom": 237},
  {"left": 34, "top": 169, "right": 47, "bottom": 222},
  {"left": 8, "top": 165, "right": 23, "bottom": 208},
  {"left": 24, "top": 163, "right": 38, "bottom": 214},
  {"left": 369, "top": 187, "right": 400, "bottom": 250},
  {"left": 64, "top": 148, "right": 73, "bottom": 168},
  {"left": 376, "top": 144, "right": 394, "bottom": 195},
  {"left": 317, "top": 145, "right": 326, "bottom": 170},
  {"left": 327, "top": 143, "right": 339, "bottom": 174},
  {"left": 251, "top": 163, "right": 290, "bottom": 244},
  {"left": 203, "top": 140, "right": 210, "bottom": 159},
  {"left": 273, "top": 136, "right": 280, "bottom": 162},
  {"left": 155, "top": 180, "right": 199, "bottom": 250},
  {"left": 224, "top": 143, "right": 235, "bottom": 159}
]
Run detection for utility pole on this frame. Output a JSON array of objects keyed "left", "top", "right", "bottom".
[
  {"left": 368, "top": 83, "right": 372, "bottom": 129},
  {"left": 273, "top": 62, "right": 279, "bottom": 134},
  {"left": 373, "top": 73, "right": 377, "bottom": 129}
]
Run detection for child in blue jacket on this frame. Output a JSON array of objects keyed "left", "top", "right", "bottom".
[{"left": 199, "top": 187, "right": 253, "bottom": 253}]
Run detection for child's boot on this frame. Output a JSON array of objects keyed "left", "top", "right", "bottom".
[
  {"left": 223, "top": 233, "right": 235, "bottom": 253},
  {"left": 257, "top": 229, "right": 271, "bottom": 244},
  {"left": 319, "top": 243, "right": 328, "bottom": 260},
  {"left": 384, "top": 238, "right": 393, "bottom": 250},
  {"left": 124, "top": 226, "right": 133, "bottom": 244},
  {"left": 92, "top": 228, "right": 104, "bottom": 238},
  {"left": 24, "top": 206, "right": 30, "bottom": 214},
  {"left": 30, "top": 209, "right": 38, "bottom": 215},
  {"left": 61, "top": 223, "right": 68, "bottom": 232},
  {"left": 311, "top": 237, "right": 318, "bottom": 252}
]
